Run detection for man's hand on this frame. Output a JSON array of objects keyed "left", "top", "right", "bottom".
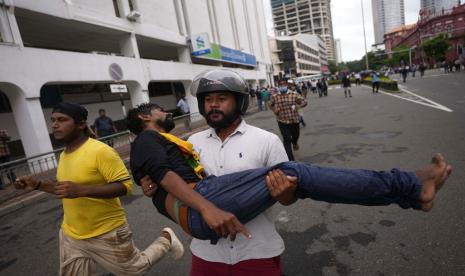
[
  {"left": 201, "top": 207, "right": 251, "bottom": 241},
  {"left": 416, "top": 153, "right": 452, "bottom": 211},
  {"left": 14, "top": 176, "right": 40, "bottom": 192},
  {"left": 54, "top": 181, "right": 86, "bottom": 198},
  {"left": 140, "top": 175, "right": 158, "bottom": 197},
  {"left": 266, "top": 169, "right": 298, "bottom": 206}
]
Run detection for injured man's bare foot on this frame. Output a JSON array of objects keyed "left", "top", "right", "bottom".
[{"left": 416, "top": 153, "right": 452, "bottom": 212}]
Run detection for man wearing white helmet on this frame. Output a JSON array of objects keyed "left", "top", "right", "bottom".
[{"left": 188, "top": 69, "right": 292, "bottom": 276}]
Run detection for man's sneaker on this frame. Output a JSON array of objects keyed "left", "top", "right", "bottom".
[
  {"left": 162, "top": 227, "right": 184, "bottom": 260},
  {"left": 293, "top": 144, "right": 299, "bottom": 151}
]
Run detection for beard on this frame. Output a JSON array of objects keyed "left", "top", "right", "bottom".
[
  {"left": 156, "top": 114, "right": 175, "bottom": 133},
  {"left": 206, "top": 109, "right": 238, "bottom": 130}
]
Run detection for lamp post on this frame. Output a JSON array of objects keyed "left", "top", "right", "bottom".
[{"left": 361, "top": 0, "right": 369, "bottom": 70}]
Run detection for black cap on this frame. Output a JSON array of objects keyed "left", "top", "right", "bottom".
[{"left": 52, "top": 102, "right": 88, "bottom": 122}]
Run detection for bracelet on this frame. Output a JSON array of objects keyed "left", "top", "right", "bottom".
[{"left": 36, "top": 180, "right": 42, "bottom": 190}]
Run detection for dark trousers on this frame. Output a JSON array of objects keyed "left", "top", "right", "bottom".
[
  {"left": 188, "top": 161, "right": 421, "bottom": 243},
  {"left": 372, "top": 82, "right": 380, "bottom": 93},
  {"left": 277, "top": 122, "right": 299, "bottom": 161}
]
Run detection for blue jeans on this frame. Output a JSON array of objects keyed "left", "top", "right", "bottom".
[{"left": 188, "top": 162, "right": 421, "bottom": 243}]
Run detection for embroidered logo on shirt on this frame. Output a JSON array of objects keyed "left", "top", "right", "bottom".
[{"left": 239, "top": 153, "right": 243, "bottom": 158}]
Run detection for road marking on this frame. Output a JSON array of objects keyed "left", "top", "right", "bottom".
[{"left": 380, "top": 86, "right": 453, "bottom": 113}]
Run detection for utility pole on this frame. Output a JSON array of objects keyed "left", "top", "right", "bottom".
[{"left": 361, "top": 0, "right": 369, "bottom": 70}]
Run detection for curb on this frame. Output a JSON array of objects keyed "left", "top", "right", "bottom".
[{"left": 0, "top": 191, "right": 48, "bottom": 217}]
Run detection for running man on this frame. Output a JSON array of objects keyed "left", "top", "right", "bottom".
[{"left": 15, "top": 102, "right": 184, "bottom": 276}]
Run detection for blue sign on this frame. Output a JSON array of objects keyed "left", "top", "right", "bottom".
[{"left": 219, "top": 46, "right": 256, "bottom": 67}]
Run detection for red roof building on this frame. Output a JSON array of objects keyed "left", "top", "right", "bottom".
[{"left": 384, "top": 4, "right": 465, "bottom": 65}]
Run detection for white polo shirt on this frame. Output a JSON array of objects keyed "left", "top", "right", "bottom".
[{"left": 188, "top": 120, "right": 289, "bottom": 264}]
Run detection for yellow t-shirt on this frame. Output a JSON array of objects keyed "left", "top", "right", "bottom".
[{"left": 57, "top": 138, "right": 133, "bottom": 240}]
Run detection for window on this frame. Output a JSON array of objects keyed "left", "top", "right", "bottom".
[{"left": 148, "top": 82, "right": 185, "bottom": 97}]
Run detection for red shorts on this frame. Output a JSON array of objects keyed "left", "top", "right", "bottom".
[{"left": 190, "top": 254, "right": 282, "bottom": 276}]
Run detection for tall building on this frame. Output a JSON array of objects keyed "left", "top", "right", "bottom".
[
  {"left": 269, "top": 33, "right": 328, "bottom": 81},
  {"left": 0, "top": 0, "right": 272, "bottom": 159},
  {"left": 421, "top": 0, "right": 461, "bottom": 14},
  {"left": 334, "top": 38, "right": 343, "bottom": 64},
  {"left": 371, "top": 0, "right": 405, "bottom": 44},
  {"left": 271, "top": 0, "right": 336, "bottom": 61}
]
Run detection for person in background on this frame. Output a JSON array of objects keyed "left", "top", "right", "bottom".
[
  {"left": 94, "top": 109, "right": 117, "bottom": 138},
  {"left": 355, "top": 73, "right": 361, "bottom": 86},
  {"left": 177, "top": 94, "right": 191, "bottom": 131},
  {"left": 261, "top": 86, "right": 271, "bottom": 111},
  {"left": 269, "top": 80, "right": 307, "bottom": 161},
  {"left": 342, "top": 74, "right": 352, "bottom": 98},
  {"left": 256, "top": 86, "right": 263, "bottom": 111},
  {"left": 0, "top": 129, "right": 14, "bottom": 189},
  {"left": 419, "top": 63, "right": 426, "bottom": 78},
  {"left": 372, "top": 71, "right": 381, "bottom": 93}
]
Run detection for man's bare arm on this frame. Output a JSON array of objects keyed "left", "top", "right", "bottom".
[
  {"left": 15, "top": 176, "right": 127, "bottom": 199},
  {"left": 160, "top": 171, "right": 251, "bottom": 239}
]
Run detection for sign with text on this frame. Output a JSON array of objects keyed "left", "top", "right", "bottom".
[
  {"left": 192, "top": 43, "right": 257, "bottom": 67},
  {"left": 110, "top": 84, "right": 128, "bottom": 93}
]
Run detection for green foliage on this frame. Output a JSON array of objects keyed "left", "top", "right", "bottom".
[
  {"left": 328, "top": 61, "right": 344, "bottom": 74},
  {"left": 362, "top": 78, "right": 399, "bottom": 91},
  {"left": 339, "top": 50, "right": 389, "bottom": 72},
  {"left": 421, "top": 33, "right": 451, "bottom": 62},
  {"left": 328, "top": 79, "right": 342, "bottom": 86},
  {"left": 390, "top": 45, "right": 410, "bottom": 66}
]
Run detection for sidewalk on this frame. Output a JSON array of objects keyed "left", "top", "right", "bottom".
[{"left": 0, "top": 106, "right": 259, "bottom": 217}]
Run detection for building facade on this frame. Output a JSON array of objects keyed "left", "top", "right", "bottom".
[
  {"left": 0, "top": 0, "right": 272, "bottom": 158},
  {"left": 334, "top": 38, "right": 342, "bottom": 64},
  {"left": 384, "top": 4, "right": 465, "bottom": 65},
  {"left": 269, "top": 33, "right": 327, "bottom": 82},
  {"left": 421, "top": 0, "right": 461, "bottom": 14},
  {"left": 270, "top": 0, "right": 335, "bottom": 61},
  {"left": 371, "top": 0, "right": 405, "bottom": 45}
]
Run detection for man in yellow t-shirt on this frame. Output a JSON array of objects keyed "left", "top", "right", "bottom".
[{"left": 15, "top": 102, "right": 184, "bottom": 276}]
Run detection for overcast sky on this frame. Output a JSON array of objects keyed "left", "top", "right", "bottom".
[{"left": 262, "top": 0, "right": 463, "bottom": 62}]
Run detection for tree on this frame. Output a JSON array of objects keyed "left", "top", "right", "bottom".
[
  {"left": 421, "top": 33, "right": 451, "bottom": 62},
  {"left": 391, "top": 45, "right": 411, "bottom": 66},
  {"left": 328, "top": 61, "right": 344, "bottom": 74}
]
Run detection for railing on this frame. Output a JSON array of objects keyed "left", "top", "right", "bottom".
[{"left": 0, "top": 112, "right": 200, "bottom": 186}]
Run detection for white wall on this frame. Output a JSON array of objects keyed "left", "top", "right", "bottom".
[
  {"left": 245, "top": 0, "right": 263, "bottom": 60},
  {"left": 213, "top": 0, "right": 236, "bottom": 48},
  {"left": 232, "top": 0, "right": 252, "bottom": 53},
  {"left": 184, "top": 0, "right": 212, "bottom": 38},
  {"left": 72, "top": 0, "right": 117, "bottom": 17},
  {"left": 138, "top": 0, "right": 180, "bottom": 34}
]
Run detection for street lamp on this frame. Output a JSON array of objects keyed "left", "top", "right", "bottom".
[{"left": 361, "top": 0, "right": 369, "bottom": 70}]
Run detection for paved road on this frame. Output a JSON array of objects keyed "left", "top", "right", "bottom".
[{"left": 1, "top": 72, "right": 464, "bottom": 275}]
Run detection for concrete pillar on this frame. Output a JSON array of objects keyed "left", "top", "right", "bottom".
[
  {"left": 177, "top": 47, "right": 191, "bottom": 64},
  {"left": 119, "top": 32, "right": 140, "bottom": 58},
  {"left": 127, "top": 81, "right": 149, "bottom": 107},
  {"left": 8, "top": 90, "right": 53, "bottom": 158}
]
